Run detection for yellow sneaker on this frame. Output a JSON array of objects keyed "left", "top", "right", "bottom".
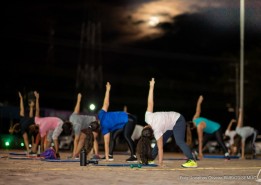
[
  {"left": 148, "top": 160, "right": 155, "bottom": 164},
  {"left": 181, "top": 159, "right": 197, "bottom": 168}
]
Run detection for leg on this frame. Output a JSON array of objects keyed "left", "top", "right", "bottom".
[
  {"left": 73, "top": 132, "right": 87, "bottom": 157},
  {"left": 123, "top": 118, "right": 136, "bottom": 157},
  {"left": 31, "top": 133, "right": 41, "bottom": 153},
  {"left": 53, "top": 139, "right": 59, "bottom": 154},
  {"left": 214, "top": 128, "right": 229, "bottom": 154},
  {"left": 93, "top": 131, "right": 99, "bottom": 155},
  {"left": 22, "top": 132, "right": 30, "bottom": 153},
  {"left": 110, "top": 128, "right": 123, "bottom": 155},
  {"left": 45, "top": 131, "right": 53, "bottom": 150},
  {"left": 73, "top": 135, "right": 80, "bottom": 157},
  {"left": 173, "top": 115, "right": 194, "bottom": 160}
]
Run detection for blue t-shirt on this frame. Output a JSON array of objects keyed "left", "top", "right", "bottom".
[
  {"left": 193, "top": 117, "right": 220, "bottom": 134},
  {"left": 98, "top": 110, "right": 128, "bottom": 135}
]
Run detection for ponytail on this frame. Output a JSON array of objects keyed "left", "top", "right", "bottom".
[{"left": 136, "top": 127, "right": 154, "bottom": 164}]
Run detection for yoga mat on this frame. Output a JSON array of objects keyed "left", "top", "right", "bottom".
[
  {"left": 96, "top": 163, "right": 158, "bottom": 167},
  {"left": 44, "top": 159, "right": 80, "bottom": 162},
  {"left": 9, "top": 152, "right": 27, "bottom": 156},
  {"left": 203, "top": 155, "right": 239, "bottom": 159},
  {"left": 164, "top": 158, "right": 188, "bottom": 160},
  {"left": 8, "top": 156, "right": 44, "bottom": 160}
]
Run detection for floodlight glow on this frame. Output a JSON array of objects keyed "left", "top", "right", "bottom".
[
  {"left": 21, "top": 142, "right": 24, "bottom": 147},
  {"left": 5, "top": 141, "right": 10, "bottom": 146},
  {"left": 89, "top": 104, "right": 96, "bottom": 111}
]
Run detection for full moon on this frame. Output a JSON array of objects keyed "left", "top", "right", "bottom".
[{"left": 148, "top": 16, "right": 160, "bottom": 27}]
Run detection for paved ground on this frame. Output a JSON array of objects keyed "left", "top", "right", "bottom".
[{"left": 0, "top": 149, "right": 261, "bottom": 185}]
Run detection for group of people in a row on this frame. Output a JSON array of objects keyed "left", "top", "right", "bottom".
[{"left": 9, "top": 78, "right": 258, "bottom": 168}]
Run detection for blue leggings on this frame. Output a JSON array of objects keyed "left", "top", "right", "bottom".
[{"left": 152, "top": 115, "right": 194, "bottom": 160}]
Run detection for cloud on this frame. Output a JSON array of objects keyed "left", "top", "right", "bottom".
[{"left": 99, "top": 0, "right": 261, "bottom": 45}]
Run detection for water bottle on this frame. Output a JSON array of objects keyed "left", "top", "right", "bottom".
[{"left": 80, "top": 148, "right": 87, "bottom": 166}]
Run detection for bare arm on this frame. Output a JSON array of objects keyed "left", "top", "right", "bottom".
[
  {"left": 102, "top": 82, "right": 111, "bottom": 112},
  {"left": 34, "top": 91, "right": 40, "bottom": 117},
  {"left": 73, "top": 93, "right": 82, "bottom": 114},
  {"left": 237, "top": 108, "right": 243, "bottom": 128},
  {"left": 18, "top": 92, "right": 24, "bottom": 116},
  {"left": 193, "top": 95, "right": 203, "bottom": 120},
  {"left": 241, "top": 140, "right": 245, "bottom": 159},
  {"left": 197, "top": 123, "right": 205, "bottom": 159},
  {"left": 226, "top": 119, "right": 237, "bottom": 131},
  {"left": 147, "top": 78, "right": 155, "bottom": 113},
  {"left": 104, "top": 133, "right": 110, "bottom": 160},
  {"left": 157, "top": 136, "right": 164, "bottom": 166}
]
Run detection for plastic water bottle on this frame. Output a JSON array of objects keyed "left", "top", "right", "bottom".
[{"left": 80, "top": 148, "right": 87, "bottom": 166}]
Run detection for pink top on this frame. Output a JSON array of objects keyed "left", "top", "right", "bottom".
[{"left": 35, "top": 117, "right": 63, "bottom": 137}]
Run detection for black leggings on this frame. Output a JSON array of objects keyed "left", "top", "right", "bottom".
[
  {"left": 109, "top": 114, "right": 136, "bottom": 156},
  {"left": 202, "top": 127, "right": 228, "bottom": 154}
]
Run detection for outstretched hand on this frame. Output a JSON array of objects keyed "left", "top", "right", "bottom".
[
  {"left": 34, "top": 91, "right": 39, "bottom": 99},
  {"left": 18, "top": 91, "right": 22, "bottom": 99},
  {"left": 150, "top": 78, "right": 155, "bottom": 87},
  {"left": 106, "top": 82, "right": 111, "bottom": 90},
  {"left": 198, "top": 95, "right": 204, "bottom": 103},
  {"left": 77, "top": 93, "right": 82, "bottom": 100}
]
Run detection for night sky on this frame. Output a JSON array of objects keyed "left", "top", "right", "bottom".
[{"left": 2, "top": 0, "right": 261, "bottom": 132}]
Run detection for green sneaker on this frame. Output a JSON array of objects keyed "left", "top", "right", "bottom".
[{"left": 181, "top": 159, "right": 197, "bottom": 168}]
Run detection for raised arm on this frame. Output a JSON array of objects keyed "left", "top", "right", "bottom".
[
  {"left": 192, "top": 95, "right": 204, "bottom": 120},
  {"left": 34, "top": 91, "right": 40, "bottom": 117},
  {"left": 236, "top": 108, "right": 243, "bottom": 128},
  {"left": 226, "top": 119, "right": 237, "bottom": 131},
  {"left": 73, "top": 93, "right": 82, "bottom": 114},
  {"left": 102, "top": 82, "right": 111, "bottom": 112},
  {"left": 18, "top": 91, "right": 25, "bottom": 116},
  {"left": 147, "top": 78, "right": 155, "bottom": 113}
]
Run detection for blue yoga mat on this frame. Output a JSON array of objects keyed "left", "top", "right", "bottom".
[
  {"left": 203, "top": 155, "right": 239, "bottom": 159},
  {"left": 96, "top": 163, "right": 158, "bottom": 167}
]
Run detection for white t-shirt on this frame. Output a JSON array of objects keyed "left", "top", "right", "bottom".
[
  {"left": 145, "top": 111, "right": 180, "bottom": 140},
  {"left": 225, "top": 130, "right": 237, "bottom": 146},
  {"left": 236, "top": 126, "right": 255, "bottom": 142}
]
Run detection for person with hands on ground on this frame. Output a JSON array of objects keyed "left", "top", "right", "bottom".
[
  {"left": 98, "top": 82, "right": 137, "bottom": 162},
  {"left": 69, "top": 93, "right": 100, "bottom": 159},
  {"left": 31, "top": 92, "right": 72, "bottom": 159},
  {"left": 192, "top": 95, "right": 230, "bottom": 160},
  {"left": 12, "top": 91, "right": 41, "bottom": 154},
  {"left": 142, "top": 78, "right": 197, "bottom": 168},
  {"left": 229, "top": 108, "right": 258, "bottom": 159}
]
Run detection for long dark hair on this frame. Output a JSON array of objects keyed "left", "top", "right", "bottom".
[
  {"left": 84, "top": 128, "right": 94, "bottom": 155},
  {"left": 84, "top": 121, "right": 100, "bottom": 155},
  {"left": 136, "top": 126, "right": 154, "bottom": 164}
]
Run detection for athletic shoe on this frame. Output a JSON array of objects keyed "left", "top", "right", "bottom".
[
  {"left": 181, "top": 159, "right": 197, "bottom": 168},
  {"left": 224, "top": 153, "right": 230, "bottom": 160},
  {"left": 148, "top": 160, "right": 155, "bottom": 164},
  {"left": 126, "top": 155, "right": 138, "bottom": 162},
  {"left": 101, "top": 155, "right": 114, "bottom": 161}
]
